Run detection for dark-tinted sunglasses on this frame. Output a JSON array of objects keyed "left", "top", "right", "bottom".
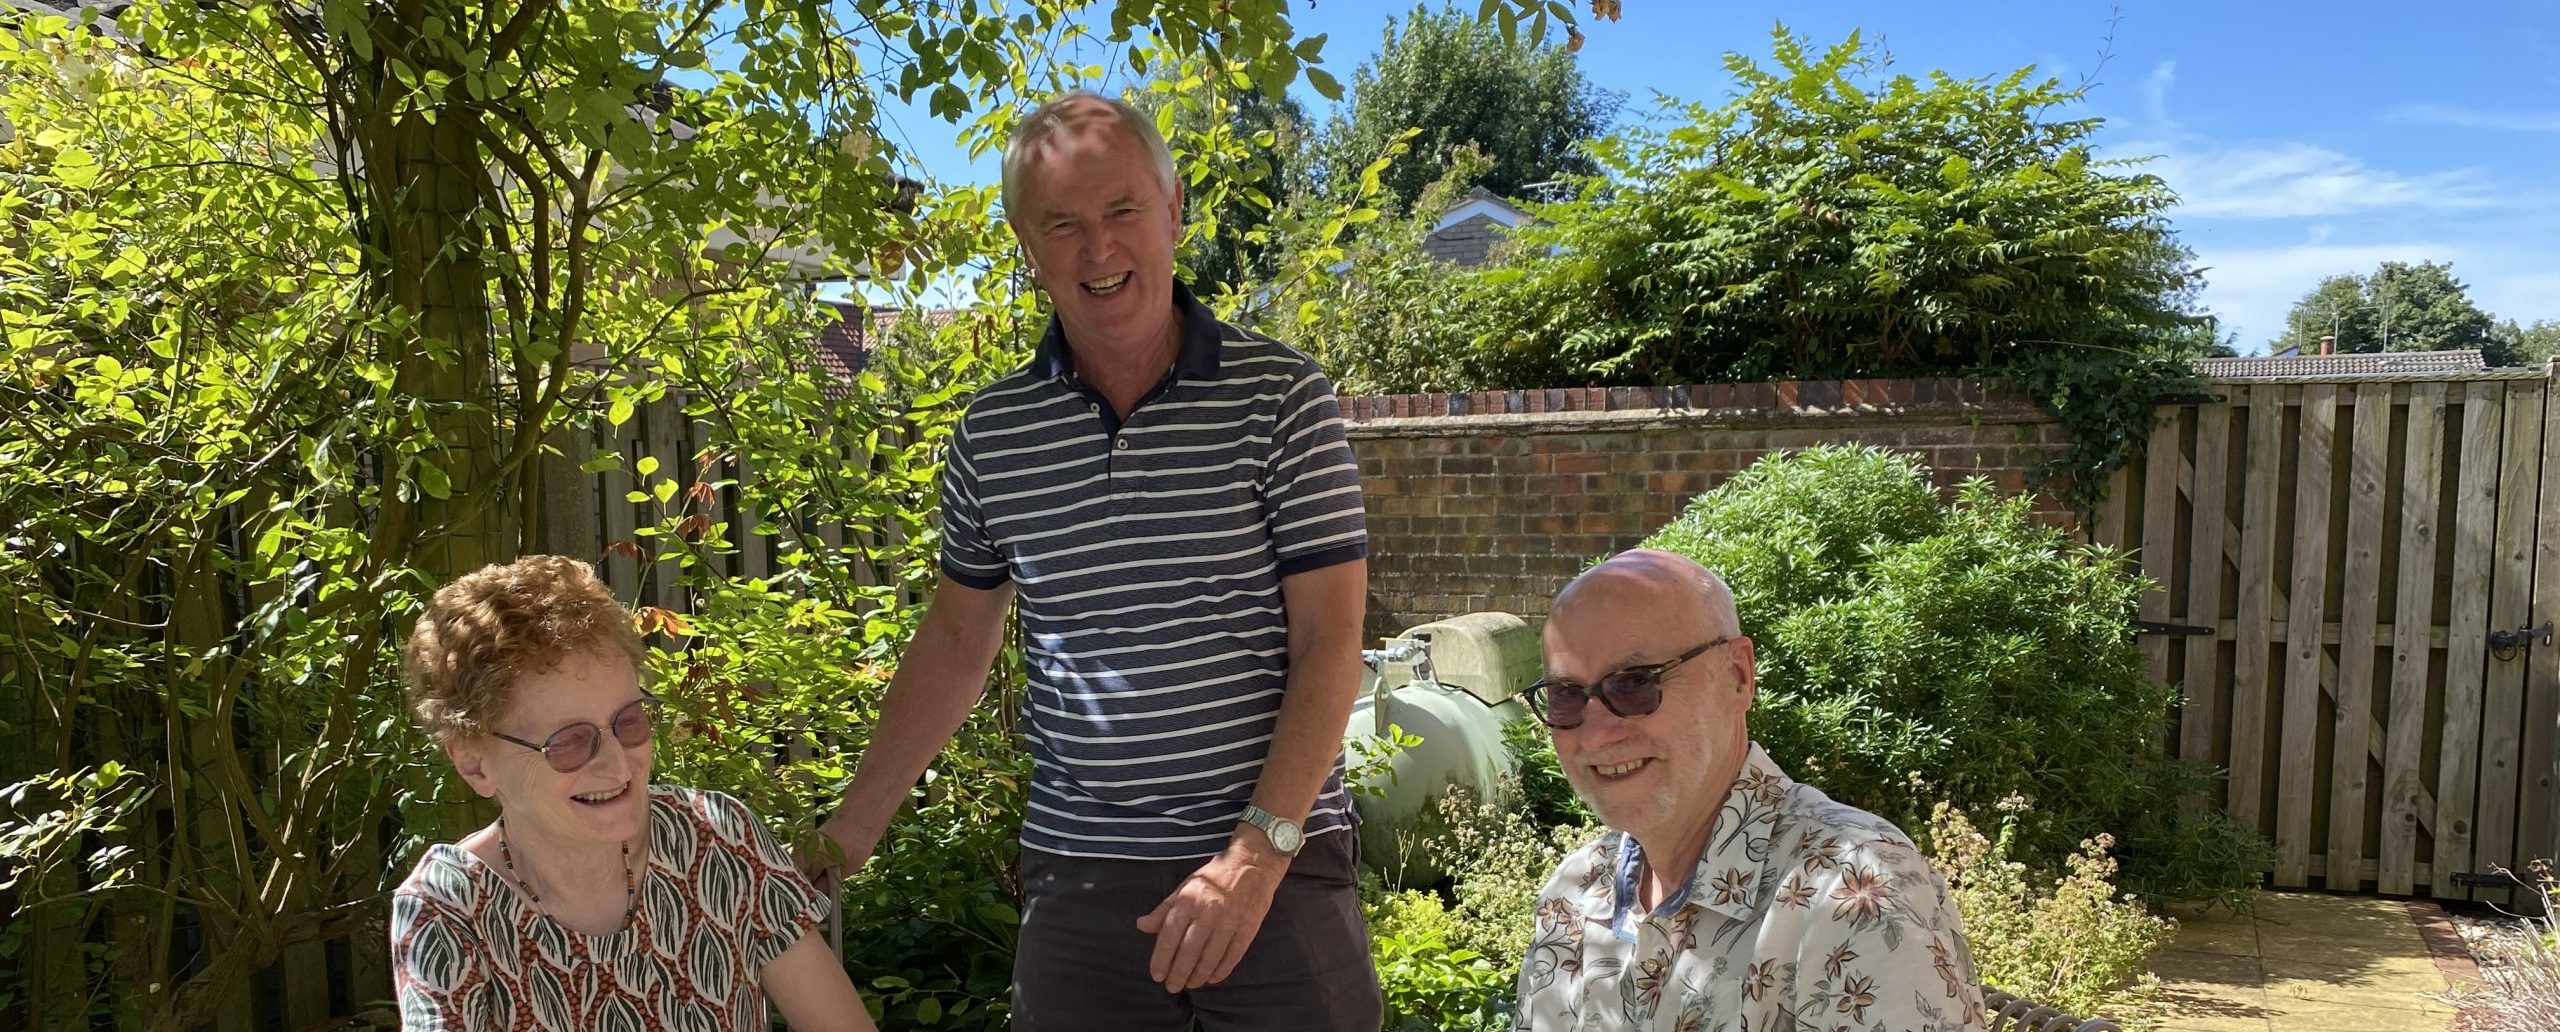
[
  {"left": 1527, "top": 637, "right": 1735, "bottom": 730},
  {"left": 491, "top": 695, "right": 659, "bottom": 773}
]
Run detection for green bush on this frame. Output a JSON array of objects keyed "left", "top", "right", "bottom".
[
  {"left": 1930, "top": 803, "right": 2173, "bottom": 1028},
  {"left": 1365, "top": 888, "right": 1514, "bottom": 1032},
  {"left": 1423, "top": 787, "right": 1604, "bottom": 973},
  {"left": 1502, "top": 719, "right": 1594, "bottom": 829},
  {"left": 1358, "top": 787, "right": 1602, "bottom": 1032},
  {"left": 1641, "top": 445, "right": 2267, "bottom": 901}
]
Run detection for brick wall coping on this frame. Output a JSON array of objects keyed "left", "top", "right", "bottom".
[{"left": 1341, "top": 377, "right": 2049, "bottom": 437}]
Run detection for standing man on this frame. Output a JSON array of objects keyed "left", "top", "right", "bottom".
[
  {"left": 1515, "top": 550, "right": 1985, "bottom": 1032},
  {"left": 810, "top": 91, "right": 1380, "bottom": 1032}
]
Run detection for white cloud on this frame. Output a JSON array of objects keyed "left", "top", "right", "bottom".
[
  {"left": 2112, "top": 61, "right": 2503, "bottom": 220},
  {"left": 2136, "top": 141, "right": 2497, "bottom": 219},
  {"left": 2099, "top": 52, "right": 2556, "bottom": 351},
  {"left": 2385, "top": 103, "right": 2560, "bottom": 133},
  {"left": 2142, "top": 60, "right": 2178, "bottom": 130}
]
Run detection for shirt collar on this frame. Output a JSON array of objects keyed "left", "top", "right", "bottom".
[
  {"left": 1608, "top": 742, "right": 1790, "bottom": 929},
  {"left": 1030, "top": 280, "right": 1225, "bottom": 383}
]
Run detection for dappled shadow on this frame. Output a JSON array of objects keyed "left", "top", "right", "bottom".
[{"left": 2145, "top": 891, "right": 2464, "bottom": 1027}]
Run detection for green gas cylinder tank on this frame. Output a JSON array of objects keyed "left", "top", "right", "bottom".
[{"left": 1344, "top": 612, "right": 1541, "bottom": 886}]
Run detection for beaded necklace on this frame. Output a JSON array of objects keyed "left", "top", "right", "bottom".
[{"left": 497, "top": 814, "right": 637, "bottom": 932}]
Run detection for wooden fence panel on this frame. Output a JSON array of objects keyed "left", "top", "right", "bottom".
[
  {"left": 2229, "top": 386, "right": 2286, "bottom": 830},
  {"left": 643, "top": 397, "right": 687, "bottom": 613},
  {"left": 2436, "top": 382, "right": 2501, "bottom": 896},
  {"left": 2181, "top": 404, "right": 2232, "bottom": 800},
  {"left": 2277, "top": 385, "right": 2339, "bottom": 888},
  {"left": 600, "top": 417, "right": 640, "bottom": 594},
  {"left": 2327, "top": 383, "right": 2394, "bottom": 887},
  {"left": 2142, "top": 369, "right": 2556, "bottom": 898},
  {"left": 2525, "top": 377, "right": 2560, "bottom": 892},
  {"left": 2476, "top": 383, "right": 2547, "bottom": 903},
  {"left": 2380, "top": 383, "right": 2445, "bottom": 894},
  {"left": 2142, "top": 413, "right": 2186, "bottom": 694}
]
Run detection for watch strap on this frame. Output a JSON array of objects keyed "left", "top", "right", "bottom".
[{"left": 1239, "top": 804, "right": 1304, "bottom": 856}]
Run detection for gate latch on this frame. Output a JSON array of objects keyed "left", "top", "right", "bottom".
[{"left": 2489, "top": 622, "right": 2555, "bottom": 661}]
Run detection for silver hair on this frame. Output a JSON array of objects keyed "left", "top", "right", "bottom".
[{"left": 1000, "top": 90, "right": 1180, "bottom": 228}]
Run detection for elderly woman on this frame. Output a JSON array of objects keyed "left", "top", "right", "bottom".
[{"left": 389, "top": 555, "right": 874, "bottom": 1031}]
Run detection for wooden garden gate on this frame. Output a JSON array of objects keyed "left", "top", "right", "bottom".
[{"left": 2097, "top": 364, "right": 2560, "bottom": 900}]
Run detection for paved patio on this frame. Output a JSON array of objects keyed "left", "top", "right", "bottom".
[{"left": 2148, "top": 891, "right": 2476, "bottom": 1032}]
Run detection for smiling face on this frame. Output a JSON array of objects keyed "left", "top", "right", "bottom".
[
  {"left": 445, "top": 647, "right": 654, "bottom": 847},
  {"left": 1007, "top": 98, "right": 1184, "bottom": 358},
  {"left": 1543, "top": 551, "right": 1756, "bottom": 845}
]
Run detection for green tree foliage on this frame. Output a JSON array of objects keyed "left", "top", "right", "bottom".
[
  {"left": 1444, "top": 28, "right": 2200, "bottom": 387},
  {"left": 1252, "top": 146, "right": 1496, "bottom": 392},
  {"left": 1639, "top": 446, "right": 2271, "bottom": 903},
  {"left": 1144, "top": 76, "right": 1317, "bottom": 294},
  {"left": 1306, "top": 3, "right": 1619, "bottom": 215},
  {"left": 2276, "top": 260, "right": 2514, "bottom": 364},
  {"left": 1, "top": 0, "right": 1607, "bottom": 1026},
  {"left": 2499, "top": 319, "right": 2560, "bottom": 366},
  {"left": 2278, "top": 274, "right": 2370, "bottom": 356}
]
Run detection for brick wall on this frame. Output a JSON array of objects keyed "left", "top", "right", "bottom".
[{"left": 1344, "top": 377, "right": 2077, "bottom": 640}]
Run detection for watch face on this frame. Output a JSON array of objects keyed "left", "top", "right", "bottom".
[{"left": 1271, "top": 821, "right": 1303, "bottom": 854}]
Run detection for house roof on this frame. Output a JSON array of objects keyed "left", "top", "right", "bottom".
[
  {"left": 805, "top": 304, "right": 963, "bottom": 399},
  {"left": 1430, "top": 186, "right": 1532, "bottom": 233},
  {"left": 2196, "top": 349, "right": 2488, "bottom": 379},
  {"left": 1422, "top": 187, "right": 1534, "bottom": 268},
  {"left": 1421, "top": 213, "right": 1511, "bottom": 266}
]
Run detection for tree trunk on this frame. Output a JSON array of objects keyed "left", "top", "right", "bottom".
[{"left": 351, "top": 15, "right": 509, "bottom": 843}]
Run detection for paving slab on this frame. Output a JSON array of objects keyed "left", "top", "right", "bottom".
[{"left": 2146, "top": 892, "right": 2461, "bottom": 1032}]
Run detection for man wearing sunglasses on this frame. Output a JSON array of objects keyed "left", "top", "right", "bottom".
[{"left": 1511, "top": 550, "right": 1986, "bottom": 1032}]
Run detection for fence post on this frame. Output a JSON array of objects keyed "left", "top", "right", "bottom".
[
  {"left": 2535, "top": 360, "right": 2560, "bottom": 893},
  {"left": 533, "top": 426, "right": 599, "bottom": 560}
]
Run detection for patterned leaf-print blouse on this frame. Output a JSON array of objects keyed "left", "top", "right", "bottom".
[
  {"left": 1512, "top": 744, "right": 1986, "bottom": 1032},
  {"left": 390, "top": 786, "right": 828, "bottom": 1031}
]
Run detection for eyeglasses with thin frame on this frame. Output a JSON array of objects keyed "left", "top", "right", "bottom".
[
  {"left": 490, "top": 695, "right": 660, "bottom": 773},
  {"left": 1527, "top": 637, "right": 1736, "bottom": 730}
]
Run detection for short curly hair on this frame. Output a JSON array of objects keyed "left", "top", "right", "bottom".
[{"left": 403, "top": 555, "right": 646, "bottom": 743}]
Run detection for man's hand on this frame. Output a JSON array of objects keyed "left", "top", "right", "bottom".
[
  {"left": 796, "top": 817, "right": 870, "bottom": 891},
  {"left": 1134, "top": 832, "right": 1291, "bottom": 993}
]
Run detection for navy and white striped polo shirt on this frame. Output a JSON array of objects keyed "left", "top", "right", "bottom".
[{"left": 939, "top": 284, "right": 1368, "bottom": 860}]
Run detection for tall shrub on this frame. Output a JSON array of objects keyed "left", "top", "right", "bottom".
[
  {"left": 1642, "top": 445, "right": 2265, "bottom": 900},
  {"left": 1454, "top": 26, "right": 2201, "bottom": 388}
]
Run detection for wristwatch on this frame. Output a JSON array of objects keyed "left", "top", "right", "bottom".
[{"left": 1238, "top": 804, "right": 1304, "bottom": 857}]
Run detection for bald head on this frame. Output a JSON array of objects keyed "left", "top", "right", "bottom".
[
  {"left": 1540, "top": 550, "right": 1757, "bottom": 860},
  {"left": 1551, "top": 549, "right": 1741, "bottom": 641}
]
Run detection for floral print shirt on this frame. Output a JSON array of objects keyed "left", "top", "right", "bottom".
[{"left": 1512, "top": 744, "right": 1985, "bottom": 1032}]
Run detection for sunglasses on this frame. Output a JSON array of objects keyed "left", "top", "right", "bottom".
[
  {"left": 1527, "top": 637, "right": 1735, "bottom": 730},
  {"left": 490, "top": 695, "right": 660, "bottom": 773}
]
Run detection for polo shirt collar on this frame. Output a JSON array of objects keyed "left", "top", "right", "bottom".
[
  {"left": 1608, "top": 742, "right": 1790, "bottom": 929},
  {"left": 1030, "top": 280, "right": 1225, "bottom": 383}
]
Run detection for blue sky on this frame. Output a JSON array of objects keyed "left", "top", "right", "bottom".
[{"left": 868, "top": 1, "right": 2560, "bottom": 353}]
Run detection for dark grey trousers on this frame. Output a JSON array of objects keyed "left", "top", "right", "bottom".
[{"left": 1011, "top": 829, "right": 1383, "bottom": 1032}]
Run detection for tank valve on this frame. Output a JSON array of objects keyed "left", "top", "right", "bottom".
[{"left": 1361, "top": 638, "right": 1437, "bottom": 687}]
